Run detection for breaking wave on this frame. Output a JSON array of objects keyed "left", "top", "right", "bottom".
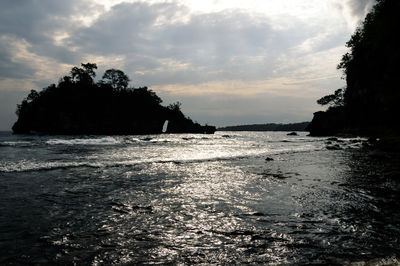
[{"left": 46, "top": 137, "right": 120, "bottom": 145}]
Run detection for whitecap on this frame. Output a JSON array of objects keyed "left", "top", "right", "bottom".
[
  {"left": 0, "top": 141, "right": 33, "bottom": 146},
  {"left": 46, "top": 137, "right": 120, "bottom": 145}
]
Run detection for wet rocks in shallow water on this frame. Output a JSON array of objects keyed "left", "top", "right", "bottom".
[
  {"left": 327, "top": 137, "right": 344, "bottom": 142},
  {"left": 326, "top": 144, "right": 342, "bottom": 150}
]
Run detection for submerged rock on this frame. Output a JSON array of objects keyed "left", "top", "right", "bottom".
[{"left": 326, "top": 144, "right": 342, "bottom": 150}]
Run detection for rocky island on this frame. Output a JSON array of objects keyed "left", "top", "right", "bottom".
[{"left": 12, "top": 63, "right": 216, "bottom": 135}]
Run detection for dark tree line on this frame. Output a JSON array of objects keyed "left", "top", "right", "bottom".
[
  {"left": 218, "top": 122, "right": 310, "bottom": 132},
  {"left": 309, "top": 0, "right": 400, "bottom": 136},
  {"left": 12, "top": 63, "right": 215, "bottom": 135}
]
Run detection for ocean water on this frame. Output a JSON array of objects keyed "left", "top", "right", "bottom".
[{"left": 1, "top": 131, "right": 400, "bottom": 264}]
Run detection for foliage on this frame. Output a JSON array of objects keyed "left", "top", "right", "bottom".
[
  {"left": 338, "top": 0, "right": 399, "bottom": 126},
  {"left": 12, "top": 63, "right": 215, "bottom": 135},
  {"left": 317, "top": 88, "right": 344, "bottom": 108},
  {"left": 70, "top": 63, "right": 97, "bottom": 84},
  {"left": 167, "top": 102, "right": 182, "bottom": 111},
  {"left": 101, "top": 68, "right": 130, "bottom": 91},
  {"left": 312, "top": 0, "right": 400, "bottom": 134}
]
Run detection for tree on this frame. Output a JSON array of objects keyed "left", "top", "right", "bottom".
[
  {"left": 336, "top": 0, "right": 400, "bottom": 126},
  {"left": 167, "top": 102, "right": 182, "bottom": 111},
  {"left": 101, "top": 69, "right": 130, "bottom": 90},
  {"left": 71, "top": 63, "right": 97, "bottom": 84},
  {"left": 12, "top": 62, "right": 215, "bottom": 134},
  {"left": 310, "top": 0, "right": 400, "bottom": 135},
  {"left": 317, "top": 88, "right": 344, "bottom": 107},
  {"left": 26, "top": 90, "right": 39, "bottom": 102}
]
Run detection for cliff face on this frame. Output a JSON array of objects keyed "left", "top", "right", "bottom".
[
  {"left": 12, "top": 64, "right": 215, "bottom": 135},
  {"left": 308, "top": 0, "right": 400, "bottom": 136},
  {"left": 307, "top": 109, "right": 345, "bottom": 136}
]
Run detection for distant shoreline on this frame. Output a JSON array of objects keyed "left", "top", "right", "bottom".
[{"left": 218, "top": 122, "right": 310, "bottom": 132}]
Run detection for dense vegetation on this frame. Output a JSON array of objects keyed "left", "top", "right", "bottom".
[
  {"left": 218, "top": 122, "right": 310, "bottom": 132},
  {"left": 308, "top": 0, "right": 400, "bottom": 136},
  {"left": 12, "top": 63, "right": 215, "bottom": 135}
]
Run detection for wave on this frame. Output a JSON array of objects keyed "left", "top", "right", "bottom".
[
  {"left": 0, "top": 141, "right": 34, "bottom": 147},
  {"left": 46, "top": 137, "right": 120, "bottom": 145},
  {"left": 0, "top": 159, "right": 141, "bottom": 173},
  {"left": 0, "top": 144, "right": 323, "bottom": 173}
]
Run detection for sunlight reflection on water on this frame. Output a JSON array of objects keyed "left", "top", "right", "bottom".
[{"left": 0, "top": 132, "right": 399, "bottom": 264}]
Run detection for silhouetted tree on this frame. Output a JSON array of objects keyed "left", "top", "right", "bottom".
[
  {"left": 310, "top": 0, "right": 400, "bottom": 135},
  {"left": 71, "top": 63, "right": 97, "bottom": 84},
  {"left": 337, "top": 0, "right": 399, "bottom": 128},
  {"left": 101, "top": 69, "right": 130, "bottom": 91},
  {"left": 317, "top": 88, "right": 344, "bottom": 107},
  {"left": 12, "top": 63, "right": 215, "bottom": 134},
  {"left": 167, "top": 102, "right": 182, "bottom": 111},
  {"left": 26, "top": 90, "right": 39, "bottom": 102}
]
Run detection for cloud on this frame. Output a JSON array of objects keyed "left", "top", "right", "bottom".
[
  {"left": 0, "top": 0, "right": 102, "bottom": 69},
  {"left": 347, "top": 0, "right": 375, "bottom": 18},
  {"left": 0, "top": 36, "right": 36, "bottom": 79},
  {"left": 68, "top": 1, "right": 336, "bottom": 88},
  {"left": 0, "top": 0, "right": 352, "bottom": 129}
]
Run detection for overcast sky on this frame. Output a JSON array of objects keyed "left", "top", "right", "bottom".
[{"left": 0, "top": 0, "right": 375, "bottom": 130}]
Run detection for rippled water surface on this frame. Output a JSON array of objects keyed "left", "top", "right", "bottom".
[{"left": 1, "top": 131, "right": 400, "bottom": 264}]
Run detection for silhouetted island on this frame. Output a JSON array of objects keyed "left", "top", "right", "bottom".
[
  {"left": 308, "top": 0, "right": 400, "bottom": 138},
  {"left": 218, "top": 122, "right": 309, "bottom": 132},
  {"left": 12, "top": 63, "right": 216, "bottom": 135}
]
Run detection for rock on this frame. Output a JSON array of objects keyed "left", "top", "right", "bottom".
[
  {"left": 327, "top": 137, "right": 338, "bottom": 141},
  {"left": 307, "top": 107, "right": 346, "bottom": 136},
  {"left": 265, "top": 157, "right": 274, "bottom": 161},
  {"left": 287, "top": 132, "right": 298, "bottom": 136},
  {"left": 326, "top": 144, "right": 342, "bottom": 150}
]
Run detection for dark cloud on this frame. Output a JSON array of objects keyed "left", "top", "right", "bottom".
[
  {"left": 68, "top": 2, "right": 315, "bottom": 86},
  {"left": 347, "top": 0, "right": 375, "bottom": 18},
  {"left": 0, "top": 1, "right": 350, "bottom": 129},
  {"left": 0, "top": 0, "right": 100, "bottom": 69},
  {"left": 0, "top": 1, "right": 344, "bottom": 85},
  {"left": 0, "top": 38, "right": 36, "bottom": 79}
]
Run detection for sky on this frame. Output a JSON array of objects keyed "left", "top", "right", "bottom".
[{"left": 0, "top": 0, "right": 375, "bottom": 130}]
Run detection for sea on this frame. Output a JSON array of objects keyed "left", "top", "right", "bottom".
[{"left": 1, "top": 131, "right": 400, "bottom": 265}]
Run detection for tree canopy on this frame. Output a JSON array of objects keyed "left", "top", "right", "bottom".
[
  {"left": 310, "top": 0, "right": 400, "bottom": 135},
  {"left": 317, "top": 88, "right": 344, "bottom": 107},
  {"left": 101, "top": 68, "right": 130, "bottom": 91},
  {"left": 12, "top": 63, "right": 215, "bottom": 135},
  {"left": 70, "top": 63, "right": 97, "bottom": 84}
]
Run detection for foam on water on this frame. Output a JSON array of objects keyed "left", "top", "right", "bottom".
[
  {"left": 46, "top": 137, "right": 120, "bottom": 145},
  {"left": 0, "top": 141, "right": 35, "bottom": 146}
]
